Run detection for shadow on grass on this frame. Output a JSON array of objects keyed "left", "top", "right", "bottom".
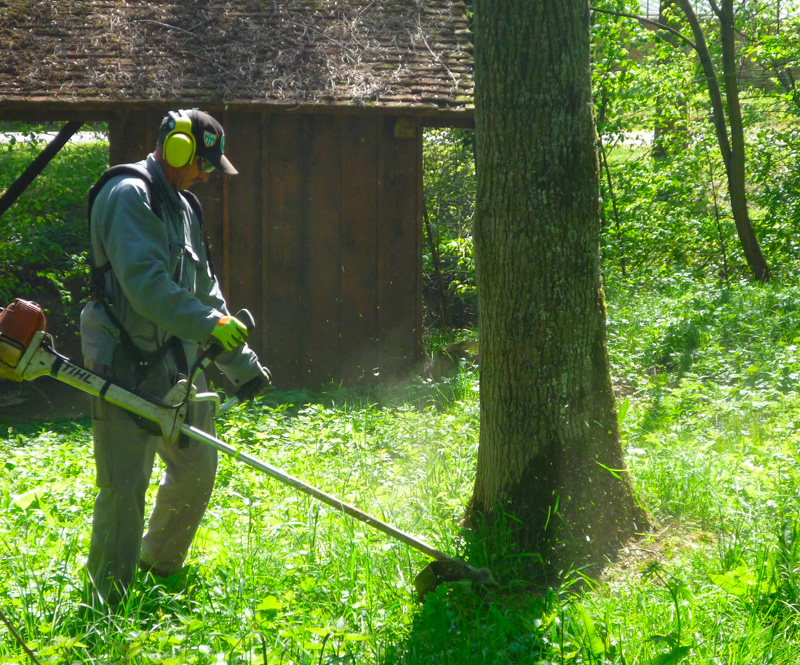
[
  {"left": 385, "top": 554, "right": 572, "bottom": 665},
  {"left": 383, "top": 507, "right": 593, "bottom": 665}
]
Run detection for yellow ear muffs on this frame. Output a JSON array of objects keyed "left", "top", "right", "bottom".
[{"left": 163, "top": 111, "right": 196, "bottom": 168}]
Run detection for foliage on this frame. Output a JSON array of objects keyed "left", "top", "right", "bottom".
[
  {"left": 421, "top": 1, "right": 800, "bottom": 300},
  {"left": 423, "top": 0, "right": 800, "bottom": 311},
  {"left": 592, "top": 0, "right": 800, "bottom": 280},
  {"left": 746, "top": 122, "right": 800, "bottom": 269},
  {"left": 0, "top": 126, "right": 108, "bottom": 353},
  {"left": 422, "top": 129, "right": 476, "bottom": 330},
  {"left": 738, "top": 1, "right": 800, "bottom": 113}
]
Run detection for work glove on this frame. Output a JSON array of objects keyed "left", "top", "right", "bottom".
[
  {"left": 211, "top": 315, "right": 249, "bottom": 351},
  {"left": 235, "top": 364, "right": 272, "bottom": 402}
]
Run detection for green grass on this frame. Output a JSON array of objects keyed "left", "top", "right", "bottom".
[
  {"left": 0, "top": 375, "right": 486, "bottom": 664},
  {"left": 6, "top": 274, "right": 800, "bottom": 663},
  {"left": 6, "top": 135, "right": 800, "bottom": 663}
]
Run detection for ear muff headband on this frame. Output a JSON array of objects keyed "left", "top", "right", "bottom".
[{"left": 163, "top": 111, "right": 196, "bottom": 168}]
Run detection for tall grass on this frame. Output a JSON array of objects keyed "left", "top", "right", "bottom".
[
  {"left": 5, "top": 131, "right": 800, "bottom": 661},
  {"left": 5, "top": 273, "right": 800, "bottom": 663}
]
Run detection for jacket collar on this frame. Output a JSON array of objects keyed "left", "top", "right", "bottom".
[{"left": 146, "top": 154, "right": 183, "bottom": 214}]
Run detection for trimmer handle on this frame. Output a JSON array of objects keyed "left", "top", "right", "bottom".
[{"left": 235, "top": 308, "right": 256, "bottom": 333}]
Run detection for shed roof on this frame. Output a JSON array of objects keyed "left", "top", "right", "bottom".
[{"left": 0, "top": 0, "right": 474, "bottom": 114}]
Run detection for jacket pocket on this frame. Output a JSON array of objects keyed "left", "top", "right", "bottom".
[
  {"left": 168, "top": 241, "right": 185, "bottom": 283},
  {"left": 182, "top": 244, "right": 200, "bottom": 292}
]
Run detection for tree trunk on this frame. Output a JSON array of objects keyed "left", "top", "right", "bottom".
[
  {"left": 719, "top": 0, "right": 771, "bottom": 281},
  {"left": 674, "top": 0, "right": 771, "bottom": 280},
  {"left": 470, "top": 0, "right": 648, "bottom": 580}
]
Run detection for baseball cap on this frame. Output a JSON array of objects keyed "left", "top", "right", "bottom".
[{"left": 187, "top": 109, "right": 238, "bottom": 175}]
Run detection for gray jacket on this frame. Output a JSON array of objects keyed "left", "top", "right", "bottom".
[{"left": 81, "top": 155, "right": 261, "bottom": 393}]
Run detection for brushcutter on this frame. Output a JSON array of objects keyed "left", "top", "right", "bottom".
[{"left": 0, "top": 299, "right": 495, "bottom": 599}]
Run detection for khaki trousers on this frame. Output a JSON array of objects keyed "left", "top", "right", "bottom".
[{"left": 86, "top": 364, "right": 218, "bottom": 605}]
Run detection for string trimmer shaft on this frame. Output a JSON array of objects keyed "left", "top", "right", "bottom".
[{"left": 0, "top": 299, "right": 495, "bottom": 599}]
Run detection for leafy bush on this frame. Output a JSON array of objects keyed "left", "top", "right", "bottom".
[
  {"left": 422, "top": 128, "right": 477, "bottom": 330},
  {"left": 747, "top": 123, "right": 800, "bottom": 271},
  {"left": 0, "top": 127, "right": 108, "bottom": 353}
]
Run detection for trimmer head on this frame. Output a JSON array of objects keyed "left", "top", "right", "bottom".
[{"left": 413, "top": 557, "right": 497, "bottom": 601}]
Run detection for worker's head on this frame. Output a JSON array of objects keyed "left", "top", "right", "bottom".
[{"left": 155, "top": 109, "right": 237, "bottom": 188}]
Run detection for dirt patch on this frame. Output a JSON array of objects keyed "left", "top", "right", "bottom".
[{"left": 601, "top": 521, "right": 715, "bottom": 592}]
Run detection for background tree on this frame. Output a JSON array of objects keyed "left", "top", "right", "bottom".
[
  {"left": 593, "top": 0, "right": 774, "bottom": 280},
  {"left": 672, "top": 0, "right": 771, "bottom": 280},
  {"left": 470, "top": 0, "right": 648, "bottom": 579}
]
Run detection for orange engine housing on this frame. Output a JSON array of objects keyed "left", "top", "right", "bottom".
[{"left": 0, "top": 299, "right": 47, "bottom": 367}]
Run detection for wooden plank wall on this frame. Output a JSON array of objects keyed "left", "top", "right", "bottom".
[{"left": 111, "top": 110, "right": 423, "bottom": 389}]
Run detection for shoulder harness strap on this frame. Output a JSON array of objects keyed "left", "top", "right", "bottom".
[
  {"left": 88, "top": 164, "right": 162, "bottom": 293},
  {"left": 87, "top": 164, "right": 188, "bottom": 377}
]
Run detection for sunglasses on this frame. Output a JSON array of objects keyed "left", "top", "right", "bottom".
[{"left": 198, "top": 156, "right": 215, "bottom": 173}]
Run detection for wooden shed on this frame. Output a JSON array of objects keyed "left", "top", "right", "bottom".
[{"left": 0, "top": 0, "right": 474, "bottom": 388}]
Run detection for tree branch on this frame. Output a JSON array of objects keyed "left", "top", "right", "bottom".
[{"left": 591, "top": 6, "right": 697, "bottom": 50}]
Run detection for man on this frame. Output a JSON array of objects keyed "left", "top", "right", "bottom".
[{"left": 81, "top": 108, "right": 270, "bottom": 606}]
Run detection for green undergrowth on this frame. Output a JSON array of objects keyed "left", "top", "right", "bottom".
[
  {"left": 5, "top": 274, "right": 800, "bottom": 663},
  {"left": 0, "top": 130, "right": 108, "bottom": 354}
]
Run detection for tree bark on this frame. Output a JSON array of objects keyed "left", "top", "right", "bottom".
[
  {"left": 719, "top": 0, "right": 771, "bottom": 281},
  {"left": 674, "top": 0, "right": 771, "bottom": 280},
  {"left": 470, "top": 0, "right": 648, "bottom": 580}
]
